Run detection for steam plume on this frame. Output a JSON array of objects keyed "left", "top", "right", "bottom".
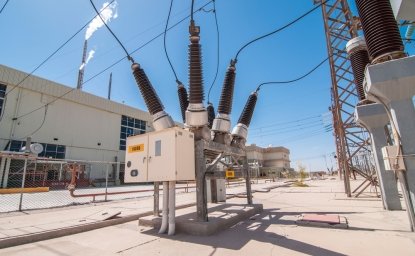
[{"left": 85, "top": 1, "right": 118, "bottom": 40}]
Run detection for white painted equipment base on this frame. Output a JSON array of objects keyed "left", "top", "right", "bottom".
[
  {"left": 365, "top": 55, "right": 415, "bottom": 230},
  {"left": 355, "top": 103, "right": 402, "bottom": 210},
  {"left": 139, "top": 203, "right": 263, "bottom": 236}
]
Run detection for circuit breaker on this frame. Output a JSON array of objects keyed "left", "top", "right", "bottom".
[{"left": 124, "top": 127, "right": 195, "bottom": 182}]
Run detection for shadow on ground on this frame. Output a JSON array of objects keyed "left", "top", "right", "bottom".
[{"left": 142, "top": 208, "right": 355, "bottom": 256}]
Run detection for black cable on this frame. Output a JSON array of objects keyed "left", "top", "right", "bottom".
[
  {"left": 250, "top": 119, "right": 324, "bottom": 133},
  {"left": 256, "top": 56, "right": 330, "bottom": 91},
  {"left": 164, "top": 0, "right": 181, "bottom": 84},
  {"left": 4, "top": 0, "right": 116, "bottom": 98},
  {"left": 191, "top": 0, "right": 195, "bottom": 21},
  {"left": 200, "top": 8, "right": 213, "bottom": 13},
  {"left": 14, "top": 0, "right": 214, "bottom": 121},
  {"left": 89, "top": 0, "right": 134, "bottom": 63},
  {"left": 17, "top": 105, "right": 48, "bottom": 140},
  {"left": 82, "top": 0, "right": 213, "bottom": 86},
  {"left": 250, "top": 114, "right": 322, "bottom": 130},
  {"left": 234, "top": 0, "right": 327, "bottom": 61},
  {"left": 0, "top": 1, "right": 115, "bottom": 124},
  {"left": 0, "top": 0, "right": 9, "bottom": 15},
  {"left": 207, "top": 0, "right": 220, "bottom": 103},
  {"left": 250, "top": 122, "right": 325, "bottom": 138}
]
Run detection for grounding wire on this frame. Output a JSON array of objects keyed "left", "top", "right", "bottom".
[
  {"left": 255, "top": 56, "right": 330, "bottom": 91},
  {"left": 0, "top": 0, "right": 9, "bottom": 15},
  {"left": 14, "top": 0, "right": 214, "bottom": 121},
  {"left": 207, "top": 0, "right": 220, "bottom": 104},
  {"left": 234, "top": 0, "right": 327, "bottom": 61},
  {"left": 4, "top": 0, "right": 116, "bottom": 98},
  {"left": 163, "top": 0, "right": 181, "bottom": 84},
  {"left": 89, "top": 0, "right": 134, "bottom": 63}
]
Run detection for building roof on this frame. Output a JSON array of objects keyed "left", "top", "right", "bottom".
[
  {"left": 0, "top": 65, "right": 152, "bottom": 121},
  {"left": 245, "top": 144, "right": 290, "bottom": 154}
]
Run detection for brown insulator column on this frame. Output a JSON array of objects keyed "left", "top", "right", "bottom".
[
  {"left": 346, "top": 37, "right": 371, "bottom": 101},
  {"left": 355, "top": 0, "right": 406, "bottom": 63}
]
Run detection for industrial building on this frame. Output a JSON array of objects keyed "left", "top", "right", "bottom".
[
  {"left": 0, "top": 65, "right": 292, "bottom": 188},
  {"left": 0, "top": 64, "right": 153, "bottom": 185},
  {"left": 245, "top": 144, "right": 293, "bottom": 178}
]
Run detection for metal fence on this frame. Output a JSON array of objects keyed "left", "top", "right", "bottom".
[{"left": 0, "top": 153, "right": 197, "bottom": 213}]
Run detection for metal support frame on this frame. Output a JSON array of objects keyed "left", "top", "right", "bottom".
[
  {"left": 153, "top": 182, "right": 160, "bottom": 216},
  {"left": 318, "top": 0, "right": 375, "bottom": 197},
  {"left": 195, "top": 140, "right": 253, "bottom": 222}
]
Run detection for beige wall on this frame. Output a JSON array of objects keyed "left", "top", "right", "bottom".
[
  {"left": 246, "top": 144, "right": 291, "bottom": 169},
  {"left": 0, "top": 65, "right": 152, "bottom": 169}
]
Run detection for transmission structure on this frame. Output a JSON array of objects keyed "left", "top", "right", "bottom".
[{"left": 316, "top": 0, "right": 374, "bottom": 197}]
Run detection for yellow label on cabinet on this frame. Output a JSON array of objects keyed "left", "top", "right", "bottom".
[
  {"left": 225, "top": 169, "right": 235, "bottom": 178},
  {"left": 128, "top": 144, "right": 144, "bottom": 153}
]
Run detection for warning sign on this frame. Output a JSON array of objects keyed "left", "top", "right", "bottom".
[
  {"left": 128, "top": 144, "right": 144, "bottom": 153},
  {"left": 225, "top": 169, "right": 235, "bottom": 178}
]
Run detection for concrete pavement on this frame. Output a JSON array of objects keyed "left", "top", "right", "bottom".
[{"left": 1, "top": 178, "right": 415, "bottom": 255}]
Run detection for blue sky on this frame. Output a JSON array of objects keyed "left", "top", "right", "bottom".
[{"left": 1, "top": 0, "right": 414, "bottom": 171}]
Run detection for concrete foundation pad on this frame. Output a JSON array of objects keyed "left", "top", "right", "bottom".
[
  {"left": 139, "top": 203, "right": 263, "bottom": 236},
  {"left": 296, "top": 214, "right": 348, "bottom": 229}
]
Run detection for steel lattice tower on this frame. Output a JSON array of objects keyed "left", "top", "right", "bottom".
[{"left": 316, "top": 0, "right": 374, "bottom": 197}]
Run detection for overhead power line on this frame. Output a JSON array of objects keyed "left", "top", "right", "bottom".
[
  {"left": 250, "top": 122, "right": 326, "bottom": 138},
  {"left": 234, "top": 0, "right": 327, "bottom": 61},
  {"left": 13, "top": 0, "right": 214, "bottom": 121},
  {"left": 82, "top": 0, "right": 214, "bottom": 87},
  {"left": 4, "top": 0, "right": 116, "bottom": 98},
  {"left": 163, "top": 0, "right": 181, "bottom": 84},
  {"left": 256, "top": 55, "right": 330, "bottom": 91},
  {"left": 207, "top": 0, "right": 220, "bottom": 103},
  {"left": 0, "top": 0, "right": 10, "bottom": 15},
  {"left": 260, "top": 126, "right": 333, "bottom": 145},
  {"left": 249, "top": 119, "right": 325, "bottom": 135},
  {"left": 250, "top": 114, "right": 322, "bottom": 130},
  {"left": 0, "top": 0, "right": 116, "bottom": 124},
  {"left": 89, "top": 0, "right": 134, "bottom": 62}
]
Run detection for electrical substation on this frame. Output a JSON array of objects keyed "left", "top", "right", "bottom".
[
  {"left": 1, "top": 0, "right": 415, "bottom": 253},
  {"left": 122, "top": 0, "right": 415, "bottom": 235}
]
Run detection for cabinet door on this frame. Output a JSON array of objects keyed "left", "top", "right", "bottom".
[
  {"left": 147, "top": 130, "right": 175, "bottom": 181},
  {"left": 124, "top": 135, "right": 148, "bottom": 183}
]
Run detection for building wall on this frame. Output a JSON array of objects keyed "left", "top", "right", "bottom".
[
  {"left": 246, "top": 144, "right": 291, "bottom": 169},
  {"left": 0, "top": 65, "right": 153, "bottom": 179}
]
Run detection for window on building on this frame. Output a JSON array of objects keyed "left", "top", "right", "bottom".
[
  {"left": 0, "top": 84, "right": 6, "bottom": 116},
  {"left": 9, "top": 140, "right": 66, "bottom": 159},
  {"left": 119, "top": 115, "right": 146, "bottom": 150}
]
